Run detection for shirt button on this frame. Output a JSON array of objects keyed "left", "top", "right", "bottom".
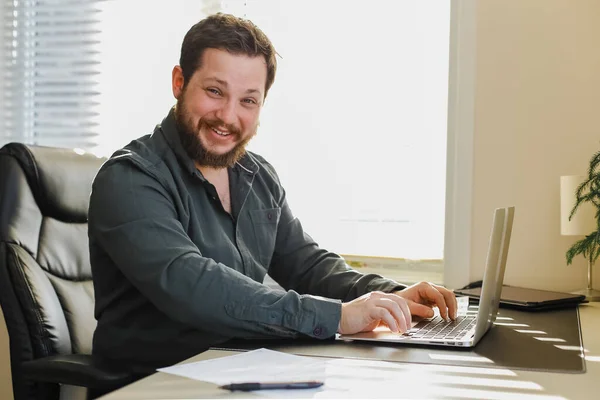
[
  {"left": 313, "top": 327, "right": 323, "bottom": 336},
  {"left": 267, "top": 213, "right": 272, "bottom": 220}
]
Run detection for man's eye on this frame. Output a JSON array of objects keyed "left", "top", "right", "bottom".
[
  {"left": 207, "top": 88, "right": 221, "bottom": 95},
  {"left": 242, "top": 98, "right": 257, "bottom": 105}
]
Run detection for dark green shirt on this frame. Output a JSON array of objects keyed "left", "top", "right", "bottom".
[{"left": 89, "top": 108, "right": 405, "bottom": 372}]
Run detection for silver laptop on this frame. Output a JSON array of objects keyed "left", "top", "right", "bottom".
[{"left": 339, "top": 206, "right": 515, "bottom": 348}]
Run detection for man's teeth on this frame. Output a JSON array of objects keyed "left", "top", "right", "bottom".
[{"left": 211, "top": 127, "right": 230, "bottom": 136}]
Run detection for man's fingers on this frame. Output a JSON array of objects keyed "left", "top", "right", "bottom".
[
  {"left": 435, "top": 284, "right": 458, "bottom": 319},
  {"left": 409, "top": 302, "right": 435, "bottom": 318},
  {"left": 425, "top": 285, "right": 448, "bottom": 319},
  {"left": 390, "top": 295, "right": 412, "bottom": 329},
  {"left": 374, "top": 297, "right": 409, "bottom": 333},
  {"left": 393, "top": 282, "right": 459, "bottom": 322},
  {"left": 373, "top": 306, "right": 399, "bottom": 333},
  {"left": 339, "top": 291, "right": 418, "bottom": 335}
]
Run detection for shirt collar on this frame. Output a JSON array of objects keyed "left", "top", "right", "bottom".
[
  {"left": 234, "top": 151, "right": 259, "bottom": 175},
  {"left": 158, "top": 107, "right": 259, "bottom": 177}
]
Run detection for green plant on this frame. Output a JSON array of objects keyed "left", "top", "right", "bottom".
[{"left": 566, "top": 150, "right": 600, "bottom": 266}]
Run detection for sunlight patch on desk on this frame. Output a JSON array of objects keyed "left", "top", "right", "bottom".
[
  {"left": 495, "top": 316, "right": 514, "bottom": 321},
  {"left": 493, "top": 322, "right": 530, "bottom": 327},
  {"left": 515, "top": 329, "right": 547, "bottom": 334},
  {"left": 428, "top": 387, "right": 567, "bottom": 400},
  {"left": 422, "top": 374, "right": 542, "bottom": 390},
  {"left": 326, "top": 357, "right": 516, "bottom": 376},
  {"left": 407, "top": 363, "right": 516, "bottom": 377},
  {"left": 533, "top": 337, "right": 566, "bottom": 343},
  {"left": 553, "top": 344, "right": 586, "bottom": 352},
  {"left": 583, "top": 355, "right": 600, "bottom": 362},
  {"left": 323, "top": 365, "right": 525, "bottom": 387},
  {"left": 428, "top": 353, "right": 494, "bottom": 363},
  {"left": 321, "top": 369, "right": 544, "bottom": 398}
]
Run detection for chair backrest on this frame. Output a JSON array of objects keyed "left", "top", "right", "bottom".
[{"left": 0, "top": 143, "right": 106, "bottom": 399}]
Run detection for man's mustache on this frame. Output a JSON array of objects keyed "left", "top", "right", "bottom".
[{"left": 197, "top": 117, "right": 241, "bottom": 137}]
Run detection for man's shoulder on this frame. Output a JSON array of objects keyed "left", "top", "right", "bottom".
[
  {"left": 243, "top": 151, "right": 286, "bottom": 200},
  {"left": 245, "top": 151, "right": 278, "bottom": 179},
  {"left": 100, "top": 128, "right": 171, "bottom": 178}
]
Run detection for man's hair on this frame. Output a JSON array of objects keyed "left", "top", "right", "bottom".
[{"left": 179, "top": 13, "right": 277, "bottom": 97}]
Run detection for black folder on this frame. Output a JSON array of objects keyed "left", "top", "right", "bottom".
[{"left": 453, "top": 285, "right": 586, "bottom": 311}]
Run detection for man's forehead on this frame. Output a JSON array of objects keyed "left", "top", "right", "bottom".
[
  {"left": 192, "top": 54, "right": 264, "bottom": 96},
  {"left": 199, "top": 48, "right": 267, "bottom": 72}
]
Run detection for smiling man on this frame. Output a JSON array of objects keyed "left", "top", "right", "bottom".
[{"left": 89, "top": 13, "right": 457, "bottom": 378}]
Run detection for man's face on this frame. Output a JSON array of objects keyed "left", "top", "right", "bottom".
[{"left": 173, "top": 48, "right": 267, "bottom": 168}]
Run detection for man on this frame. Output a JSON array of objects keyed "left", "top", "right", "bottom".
[{"left": 89, "top": 13, "right": 457, "bottom": 376}]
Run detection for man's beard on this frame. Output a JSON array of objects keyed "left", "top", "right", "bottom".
[{"left": 174, "top": 100, "right": 255, "bottom": 168}]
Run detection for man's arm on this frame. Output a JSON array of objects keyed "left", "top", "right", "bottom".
[
  {"left": 258, "top": 157, "right": 405, "bottom": 302},
  {"left": 268, "top": 201, "right": 406, "bottom": 302},
  {"left": 89, "top": 158, "right": 340, "bottom": 340}
]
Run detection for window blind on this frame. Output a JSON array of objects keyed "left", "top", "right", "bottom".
[{"left": 1, "top": 0, "right": 105, "bottom": 150}]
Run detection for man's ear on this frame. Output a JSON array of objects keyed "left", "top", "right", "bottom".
[{"left": 172, "top": 66, "right": 185, "bottom": 99}]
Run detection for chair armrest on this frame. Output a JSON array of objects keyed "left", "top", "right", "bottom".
[{"left": 21, "top": 354, "right": 133, "bottom": 390}]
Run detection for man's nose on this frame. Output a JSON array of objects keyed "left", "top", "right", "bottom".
[{"left": 215, "top": 99, "right": 237, "bottom": 125}]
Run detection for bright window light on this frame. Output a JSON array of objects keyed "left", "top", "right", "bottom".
[{"left": 229, "top": 0, "right": 451, "bottom": 260}]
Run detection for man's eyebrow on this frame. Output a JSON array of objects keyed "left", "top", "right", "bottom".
[
  {"left": 244, "top": 88, "right": 262, "bottom": 95},
  {"left": 205, "top": 77, "right": 228, "bottom": 87},
  {"left": 204, "top": 77, "right": 263, "bottom": 96}
]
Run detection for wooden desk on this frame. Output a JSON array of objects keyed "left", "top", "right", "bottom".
[{"left": 100, "top": 303, "right": 600, "bottom": 399}]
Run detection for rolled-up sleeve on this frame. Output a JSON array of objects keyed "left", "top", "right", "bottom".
[{"left": 89, "top": 158, "right": 341, "bottom": 340}]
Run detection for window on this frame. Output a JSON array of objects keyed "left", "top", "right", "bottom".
[
  {"left": 222, "top": 1, "right": 451, "bottom": 263},
  {"left": 1, "top": 0, "right": 105, "bottom": 149}
]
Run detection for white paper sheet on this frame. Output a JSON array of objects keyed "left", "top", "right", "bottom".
[{"left": 157, "top": 348, "right": 326, "bottom": 386}]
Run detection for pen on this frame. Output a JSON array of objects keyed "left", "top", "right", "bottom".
[{"left": 219, "top": 381, "right": 324, "bottom": 391}]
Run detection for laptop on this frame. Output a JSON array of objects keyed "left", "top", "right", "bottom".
[{"left": 338, "top": 206, "right": 515, "bottom": 348}]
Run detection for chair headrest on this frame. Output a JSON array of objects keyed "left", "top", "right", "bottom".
[{"left": 0, "top": 143, "right": 106, "bottom": 222}]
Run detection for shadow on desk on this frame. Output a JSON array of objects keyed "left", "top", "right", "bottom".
[{"left": 214, "top": 306, "right": 585, "bottom": 373}]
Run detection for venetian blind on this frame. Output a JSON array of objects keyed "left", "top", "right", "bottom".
[{"left": 1, "top": 0, "right": 105, "bottom": 150}]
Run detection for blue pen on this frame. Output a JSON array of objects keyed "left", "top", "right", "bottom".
[{"left": 219, "top": 381, "right": 324, "bottom": 391}]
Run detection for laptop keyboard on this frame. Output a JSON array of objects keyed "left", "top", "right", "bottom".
[{"left": 404, "top": 315, "right": 476, "bottom": 340}]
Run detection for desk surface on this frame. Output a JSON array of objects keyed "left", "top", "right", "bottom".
[{"left": 100, "top": 303, "right": 600, "bottom": 399}]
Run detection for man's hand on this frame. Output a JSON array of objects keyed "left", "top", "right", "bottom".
[
  {"left": 395, "top": 281, "right": 458, "bottom": 320},
  {"left": 338, "top": 291, "right": 411, "bottom": 335}
]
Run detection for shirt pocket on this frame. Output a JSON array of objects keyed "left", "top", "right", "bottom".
[{"left": 249, "top": 208, "right": 281, "bottom": 268}]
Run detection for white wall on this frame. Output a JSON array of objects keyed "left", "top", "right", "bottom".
[{"left": 468, "top": 0, "right": 600, "bottom": 291}]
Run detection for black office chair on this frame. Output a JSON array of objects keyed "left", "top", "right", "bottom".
[{"left": 0, "top": 143, "right": 133, "bottom": 400}]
